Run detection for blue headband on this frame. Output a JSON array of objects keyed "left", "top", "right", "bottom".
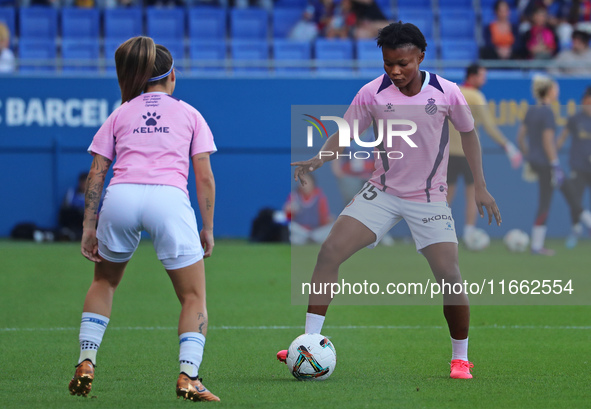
[{"left": 148, "top": 60, "right": 174, "bottom": 82}]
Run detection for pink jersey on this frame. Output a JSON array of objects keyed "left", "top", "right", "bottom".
[
  {"left": 88, "top": 92, "right": 216, "bottom": 196},
  {"left": 344, "top": 72, "right": 474, "bottom": 203}
]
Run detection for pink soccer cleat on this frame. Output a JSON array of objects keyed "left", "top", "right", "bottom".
[
  {"left": 276, "top": 350, "right": 288, "bottom": 364},
  {"left": 450, "top": 359, "right": 474, "bottom": 379}
]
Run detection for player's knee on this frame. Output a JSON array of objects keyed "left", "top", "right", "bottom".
[
  {"left": 317, "top": 240, "right": 346, "bottom": 267},
  {"left": 178, "top": 289, "right": 204, "bottom": 305}
]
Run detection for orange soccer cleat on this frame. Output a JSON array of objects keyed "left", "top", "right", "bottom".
[
  {"left": 176, "top": 373, "right": 220, "bottom": 402},
  {"left": 276, "top": 350, "right": 288, "bottom": 364},
  {"left": 68, "top": 359, "right": 95, "bottom": 397},
  {"left": 450, "top": 359, "right": 474, "bottom": 379}
]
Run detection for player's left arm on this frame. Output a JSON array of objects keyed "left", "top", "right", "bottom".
[
  {"left": 460, "top": 128, "right": 502, "bottom": 226},
  {"left": 556, "top": 125, "right": 570, "bottom": 150},
  {"left": 192, "top": 152, "right": 216, "bottom": 258}
]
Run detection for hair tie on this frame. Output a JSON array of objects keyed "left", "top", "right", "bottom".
[{"left": 148, "top": 60, "right": 174, "bottom": 82}]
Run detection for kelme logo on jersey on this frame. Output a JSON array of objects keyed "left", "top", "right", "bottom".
[
  {"left": 133, "top": 111, "right": 170, "bottom": 134},
  {"left": 425, "top": 98, "right": 437, "bottom": 115}
]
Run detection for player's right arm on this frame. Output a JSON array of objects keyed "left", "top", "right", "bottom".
[
  {"left": 291, "top": 131, "right": 345, "bottom": 185},
  {"left": 474, "top": 93, "right": 522, "bottom": 168},
  {"left": 81, "top": 154, "right": 112, "bottom": 262}
]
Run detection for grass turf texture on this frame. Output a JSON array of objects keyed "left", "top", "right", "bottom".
[{"left": 1, "top": 239, "right": 590, "bottom": 408}]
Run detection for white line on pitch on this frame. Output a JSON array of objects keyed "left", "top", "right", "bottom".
[{"left": 1, "top": 324, "right": 591, "bottom": 332}]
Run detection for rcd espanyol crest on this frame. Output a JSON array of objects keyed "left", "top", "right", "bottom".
[{"left": 425, "top": 98, "right": 437, "bottom": 115}]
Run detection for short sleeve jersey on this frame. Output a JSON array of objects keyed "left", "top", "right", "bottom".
[
  {"left": 88, "top": 92, "right": 217, "bottom": 196},
  {"left": 524, "top": 104, "right": 555, "bottom": 166},
  {"left": 566, "top": 111, "right": 591, "bottom": 173},
  {"left": 343, "top": 72, "right": 474, "bottom": 203}
]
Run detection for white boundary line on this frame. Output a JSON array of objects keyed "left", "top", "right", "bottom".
[{"left": 1, "top": 324, "right": 591, "bottom": 332}]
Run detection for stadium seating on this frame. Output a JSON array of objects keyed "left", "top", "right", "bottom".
[
  {"left": 230, "top": 8, "right": 269, "bottom": 40},
  {"left": 189, "top": 40, "right": 227, "bottom": 72},
  {"left": 104, "top": 39, "right": 121, "bottom": 72},
  {"left": 19, "top": 7, "right": 58, "bottom": 40},
  {"left": 104, "top": 8, "right": 143, "bottom": 42},
  {"left": 439, "top": 0, "right": 473, "bottom": 8},
  {"left": 273, "top": 39, "right": 311, "bottom": 73},
  {"left": 374, "top": 0, "right": 393, "bottom": 20},
  {"left": 274, "top": 0, "right": 307, "bottom": 8},
  {"left": 62, "top": 39, "right": 100, "bottom": 72},
  {"left": 396, "top": 9, "right": 434, "bottom": 39},
  {"left": 18, "top": 38, "right": 56, "bottom": 72},
  {"left": 154, "top": 39, "right": 185, "bottom": 63},
  {"left": 272, "top": 7, "right": 303, "bottom": 38},
  {"left": 146, "top": 7, "right": 186, "bottom": 42},
  {"left": 440, "top": 40, "right": 478, "bottom": 61},
  {"left": 439, "top": 9, "right": 476, "bottom": 40},
  {"left": 61, "top": 8, "right": 100, "bottom": 40},
  {"left": 188, "top": 7, "right": 227, "bottom": 40},
  {"left": 0, "top": 7, "right": 15, "bottom": 45},
  {"left": 396, "top": 0, "right": 431, "bottom": 9},
  {"left": 315, "top": 38, "right": 354, "bottom": 74},
  {"left": 231, "top": 39, "right": 269, "bottom": 73},
  {"left": 356, "top": 39, "right": 383, "bottom": 76}
]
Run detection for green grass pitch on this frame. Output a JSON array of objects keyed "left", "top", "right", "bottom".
[{"left": 1, "top": 240, "right": 590, "bottom": 408}]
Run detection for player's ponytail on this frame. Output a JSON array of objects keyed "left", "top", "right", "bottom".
[{"left": 115, "top": 36, "right": 157, "bottom": 103}]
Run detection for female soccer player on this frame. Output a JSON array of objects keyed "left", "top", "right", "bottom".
[
  {"left": 68, "top": 37, "right": 220, "bottom": 402},
  {"left": 278, "top": 22, "right": 501, "bottom": 379},
  {"left": 557, "top": 86, "right": 591, "bottom": 248},
  {"left": 517, "top": 75, "right": 591, "bottom": 255}
]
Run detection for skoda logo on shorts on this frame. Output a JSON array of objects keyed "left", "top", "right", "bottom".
[
  {"left": 422, "top": 214, "right": 453, "bottom": 224},
  {"left": 425, "top": 98, "right": 437, "bottom": 115}
]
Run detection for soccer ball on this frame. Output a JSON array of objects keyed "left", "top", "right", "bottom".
[
  {"left": 464, "top": 228, "right": 490, "bottom": 251},
  {"left": 286, "top": 333, "right": 337, "bottom": 381},
  {"left": 503, "top": 229, "right": 530, "bottom": 252}
]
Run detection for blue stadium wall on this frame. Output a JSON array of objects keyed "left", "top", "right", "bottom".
[{"left": 0, "top": 75, "right": 589, "bottom": 239}]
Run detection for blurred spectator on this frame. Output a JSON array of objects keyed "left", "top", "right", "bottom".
[
  {"left": 58, "top": 172, "right": 87, "bottom": 241},
  {"left": 552, "top": 29, "right": 591, "bottom": 74},
  {"left": 0, "top": 23, "right": 15, "bottom": 74},
  {"left": 325, "top": 0, "right": 356, "bottom": 39},
  {"left": 521, "top": 7, "right": 560, "bottom": 58},
  {"left": 567, "top": 0, "right": 591, "bottom": 23},
  {"left": 350, "top": 0, "right": 389, "bottom": 39},
  {"left": 290, "top": 5, "right": 320, "bottom": 41},
  {"left": 285, "top": 174, "right": 333, "bottom": 245},
  {"left": 482, "top": 0, "right": 520, "bottom": 59}
]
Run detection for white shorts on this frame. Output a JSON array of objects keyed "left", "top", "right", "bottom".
[
  {"left": 97, "top": 184, "right": 204, "bottom": 269},
  {"left": 340, "top": 182, "right": 457, "bottom": 251}
]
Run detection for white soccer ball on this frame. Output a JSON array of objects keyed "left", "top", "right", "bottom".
[
  {"left": 464, "top": 228, "right": 490, "bottom": 251},
  {"left": 503, "top": 229, "right": 530, "bottom": 253},
  {"left": 286, "top": 333, "right": 337, "bottom": 381}
]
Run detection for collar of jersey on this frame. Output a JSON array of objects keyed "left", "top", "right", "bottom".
[
  {"left": 390, "top": 71, "right": 430, "bottom": 92},
  {"left": 144, "top": 91, "right": 168, "bottom": 95}
]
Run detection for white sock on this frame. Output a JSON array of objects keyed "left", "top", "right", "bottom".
[
  {"left": 463, "top": 224, "right": 476, "bottom": 241},
  {"left": 305, "top": 312, "right": 325, "bottom": 334},
  {"left": 78, "top": 312, "right": 109, "bottom": 365},
  {"left": 451, "top": 336, "right": 469, "bottom": 361},
  {"left": 179, "top": 332, "right": 205, "bottom": 378},
  {"left": 579, "top": 210, "right": 591, "bottom": 229},
  {"left": 531, "top": 225, "right": 547, "bottom": 251}
]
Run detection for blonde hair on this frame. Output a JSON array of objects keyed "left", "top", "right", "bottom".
[
  {"left": 114, "top": 36, "right": 157, "bottom": 103},
  {"left": 531, "top": 74, "right": 556, "bottom": 101},
  {"left": 0, "top": 23, "right": 9, "bottom": 44}
]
